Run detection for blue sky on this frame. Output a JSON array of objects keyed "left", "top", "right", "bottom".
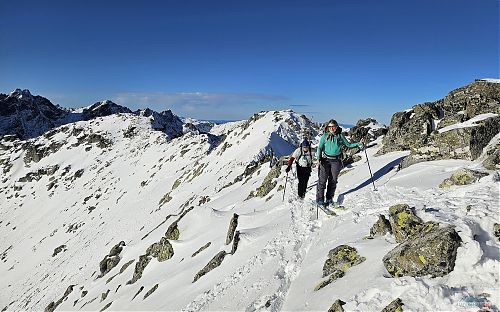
[{"left": 0, "top": 0, "right": 498, "bottom": 124}]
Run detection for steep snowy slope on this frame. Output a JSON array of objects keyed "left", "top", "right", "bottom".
[
  {"left": 0, "top": 107, "right": 498, "bottom": 312},
  {"left": 0, "top": 110, "right": 318, "bottom": 311}
]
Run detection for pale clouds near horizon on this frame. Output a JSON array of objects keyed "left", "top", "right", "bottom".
[{"left": 112, "top": 91, "right": 290, "bottom": 118}]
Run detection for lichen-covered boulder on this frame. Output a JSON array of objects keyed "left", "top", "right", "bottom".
[
  {"left": 225, "top": 213, "right": 239, "bottom": 245},
  {"left": 165, "top": 222, "right": 180, "bottom": 240},
  {"left": 439, "top": 168, "right": 489, "bottom": 188},
  {"left": 322, "top": 245, "right": 366, "bottom": 277},
  {"left": 146, "top": 237, "right": 174, "bottom": 262},
  {"left": 383, "top": 225, "right": 462, "bottom": 278},
  {"left": 328, "top": 299, "right": 346, "bottom": 312},
  {"left": 193, "top": 251, "right": 227, "bottom": 282},
  {"left": 369, "top": 215, "right": 392, "bottom": 238},
  {"left": 381, "top": 298, "right": 404, "bottom": 312},
  {"left": 494, "top": 223, "right": 500, "bottom": 242},
  {"left": 388, "top": 204, "right": 424, "bottom": 243}
]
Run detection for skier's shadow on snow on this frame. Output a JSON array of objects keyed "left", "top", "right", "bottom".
[{"left": 337, "top": 156, "right": 406, "bottom": 203}]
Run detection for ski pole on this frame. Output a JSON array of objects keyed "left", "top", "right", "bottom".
[
  {"left": 363, "top": 138, "right": 376, "bottom": 190},
  {"left": 282, "top": 171, "right": 288, "bottom": 201}
]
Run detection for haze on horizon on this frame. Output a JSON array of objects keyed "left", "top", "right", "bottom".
[{"left": 0, "top": 0, "right": 498, "bottom": 124}]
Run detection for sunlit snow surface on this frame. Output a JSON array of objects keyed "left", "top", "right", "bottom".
[{"left": 0, "top": 110, "right": 498, "bottom": 311}]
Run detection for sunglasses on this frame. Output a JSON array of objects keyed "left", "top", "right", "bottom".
[{"left": 327, "top": 125, "right": 337, "bottom": 128}]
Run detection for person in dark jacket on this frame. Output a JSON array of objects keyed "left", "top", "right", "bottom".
[
  {"left": 286, "top": 139, "right": 313, "bottom": 199},
  {"left": 316, "top": 119, "right": 364, "bottom": 206}
]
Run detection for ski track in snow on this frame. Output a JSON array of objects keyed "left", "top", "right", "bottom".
[{"left": 183, "top": 180, "right": 324, "bottom": 312}]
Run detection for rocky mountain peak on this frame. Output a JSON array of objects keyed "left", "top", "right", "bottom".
[
  {"left": 81, "top": 100, "right": 132, "bottom": 120},
  {"left": 9, "top": 88, "right": 34, "bottom": 100}
]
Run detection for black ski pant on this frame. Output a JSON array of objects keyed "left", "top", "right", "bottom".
[
  {"left": 296, "top": 165, "right": 311, "bottom": 198},
  {"left": 316, "top": 158, "right": 342, "bottom": 203}
]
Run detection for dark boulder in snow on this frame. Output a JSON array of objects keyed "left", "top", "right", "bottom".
[
  {"left": 438, "top": 168, "right": 488, "bottom": 188},
  {"left": 225, "top": 213, "right": 239, "bottom": 245},
  {"left": 99, "top": 241, "right": 125, "bottom": 277},
  {"left": 231, "top": 231, "right": 240, "bottom": 255},
  {"left": 322, "top": 245, "right": 366, "bottom": 277},
  {"left": 383, "top": 225, "right": 462, "bottom": 278}
]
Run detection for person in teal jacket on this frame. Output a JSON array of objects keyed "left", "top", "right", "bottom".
[{"left": 316, "top": 119, "right": 364, "bottom": 206}]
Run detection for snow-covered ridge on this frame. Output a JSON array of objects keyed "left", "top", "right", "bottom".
[{"left": 477, "top": 78, "right": 500, "bottom": 83}]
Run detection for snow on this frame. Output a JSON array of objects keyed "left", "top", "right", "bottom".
[
  {"left": 438, "top": 113, "right": 499, "bottom": 133},
  {"left": 0, "top": 111, "right": 498, "bottom": 311},
  {"left": 478, "top": 78, "right": 500, "bottom": 84}
]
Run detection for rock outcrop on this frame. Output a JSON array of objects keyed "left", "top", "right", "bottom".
[
  {"left": 381, "top": 298, "right": 404, "bottom": 312},
  {"left": 438, "top": 168, "right": 488, "bottom": 188},
  {"left": 315, "top": 245, "right": 365, "bottom": 291},
  {"left": 225, "top": 214, "right": 239, "bottom": 245},
  {"left": 383, "top": 225, "right": 461, "bottom": 277},
  {"left": 328, "top": 299, "right": 346, "bottom": 312},
  {"left": 193, "top": 251, "right": 227, "bottom": 283},
  {"left": 388, "top": 204, "right": 424, "bottom": 243},
  {"left": 145, "top": 237, "right": 174, "bottom": 262},
  {"left": 247, "top": 163, "right": 282, "bottom": 198},
  {"left": 349, "top": 118, "right": 388, "bottom": 143},
  {"left": 127, "top": 255, "right": 152, "bottom": 285},
  {"left": 378, "top": 80, "right": 500, "bottom": 167},
  {"left": 44, "top": 285, "right": 75, "bottom": 312},
  {"left": 368, "top": 215, "right": 392, "bottom": 238},
  {"left": 99, "top": 241, "right": 125, "bottom": 278}
]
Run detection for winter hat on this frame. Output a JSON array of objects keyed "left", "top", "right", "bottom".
[{"left": 301, "top": 139, "right": 310, "bottom": 147}]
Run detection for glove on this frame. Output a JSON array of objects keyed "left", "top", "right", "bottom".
[
  {"left": 358, "top": 143, "right": 365, "bottom": 149},
  {"left": 285, "top": 166, "right": 291, "bottom": 173}
]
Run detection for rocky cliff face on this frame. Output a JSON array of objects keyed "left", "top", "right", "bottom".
[
  {"left": 378, "top": 80, "right": 500, "bottom": 168},
  {"left": 0, "top": 89, "right": 68, "bottom": 139}
]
